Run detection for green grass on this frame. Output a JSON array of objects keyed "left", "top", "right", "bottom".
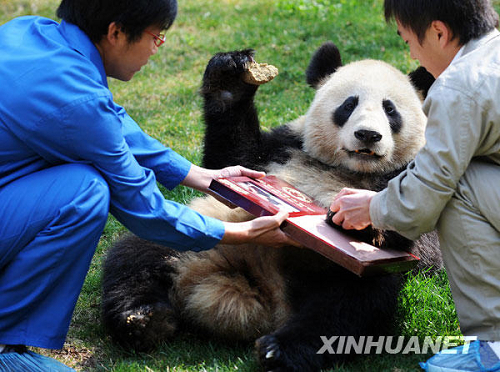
[{"left": 2, "top": 0, "right": 498, "bottom": 370}]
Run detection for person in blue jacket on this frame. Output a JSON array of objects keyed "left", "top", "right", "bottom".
[{"left": 0, "top": 0, "right": 297, "bottom": 370}]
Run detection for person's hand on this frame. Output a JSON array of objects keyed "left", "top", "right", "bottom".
[
  {"left": 215, "top": 165, "right": 265, "bottom": 180},
  {"left": 328, "top": 188, "right": 377, "bottom": 230},
  {"left": 181, "top": 164, "right": 265, "bottom": 193},
  {"left": 221, "top": 210, "right": 302, "bottom": 248}
]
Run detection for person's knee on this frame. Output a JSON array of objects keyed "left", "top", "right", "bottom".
[
  {"left": 437, "top": 160, "right": 500, "bottom": 254},
  {"left": 89, "top": 176, "right": 111, "bottom": 221},
  {"left": 67, "top": 164, "right": 110, "bottom": 222}
]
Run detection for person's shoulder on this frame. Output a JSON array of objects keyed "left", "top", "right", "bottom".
[
  {"left": 432, "top": 37, "right": 500, "bottom": 100},
  {"left": 0, "top": 16, "right": 60, "bottom": 49},
  {"left": 463, "top": 32, "right": 500, "bottom": 68},
  {"left": 1, "top": 17, "right": 101, "bottom": 83},
  {"left": 452, "top": 32, "right": 500, "bottom": 85},
  {"left": 1, "top": 15, "right": 56, "bottom": 29}
]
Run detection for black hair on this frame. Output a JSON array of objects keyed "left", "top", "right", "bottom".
[
  {"left": 384, "top": 0, "right": 499, "bottom": 45},
  {"left": 56, "top": 0, "right": 177, "bottom": 43}
]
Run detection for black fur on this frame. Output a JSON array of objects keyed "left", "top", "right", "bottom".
[
  {"left": 383, "top": 99, "right": 403, "bottom": 133},
  {"left": 201, "top": 50, "right": 303, "bottom": 171},
  {"left": 333, "top": 96, "right": 359, "bottom": 128},
  {"left": 408, "top": 66, "right": 435, "bottom": 99},
  {"left": 256, "top": 270, "right": 403, "bottom": 371},
  {"left": 305, "top": 41, "right": 343, "bottom": 88}
]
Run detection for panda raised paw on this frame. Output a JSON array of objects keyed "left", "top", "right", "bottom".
[
  {"left": 201, "top": 49, "right": 259, "bottom": 93},
  {"left": 204, "top": 49, "right": 254, "bottom": 78}
]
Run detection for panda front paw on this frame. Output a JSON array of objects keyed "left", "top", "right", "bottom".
[
  {"left": 201, "top": 49, "right": 257, "bottom": 94},
  {"left": 205, "top": 49, "right": 254, "bottom": 79}
]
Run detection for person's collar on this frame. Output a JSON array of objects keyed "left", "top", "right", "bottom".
[
  {"left": 59, "top": 20, "right": 108, "bottom": 87},
  {"left": 457, "top": 28, "right": 500, "bottom": 61},
  {"left": 450, "top": 44, "right": 465, "bottom": 66}
]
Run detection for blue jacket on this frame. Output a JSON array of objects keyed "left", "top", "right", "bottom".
[{"left": 0, "top": 16, "right": 225, "bottom": 251}]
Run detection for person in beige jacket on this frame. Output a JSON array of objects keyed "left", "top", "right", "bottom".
[{"left": 329, "top": 0, "right": 500, "bottom": 370}]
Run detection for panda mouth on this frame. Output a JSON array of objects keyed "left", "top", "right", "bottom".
[{"left": 348, "top": 148, "right": 381, "bottom": 158}]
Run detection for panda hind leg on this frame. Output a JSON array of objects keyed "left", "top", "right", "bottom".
[
  {"left": 171, "top": 246, "right": 291, "bottom": 341},
  {"left": 101, "top": 235, "right": 181, "bottom": 351},
  {"left": 255, "top": 274, "right": 402, "bottom": 371}
]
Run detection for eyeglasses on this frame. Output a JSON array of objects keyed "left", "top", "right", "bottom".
[{"left": 145, "top": 30, "right": 166, "bottom": 47}]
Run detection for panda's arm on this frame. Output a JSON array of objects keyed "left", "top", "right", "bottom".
[{"left": 200, "top": 50, "right": 267, "bottom": 170}]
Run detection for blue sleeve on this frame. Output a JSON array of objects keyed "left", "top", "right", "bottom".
[
  {"left": 41, "top": 96, "right": 225, "bottom": 251},
  {"left": 116, "top": 105, "right": 192, "bottom": 190}
]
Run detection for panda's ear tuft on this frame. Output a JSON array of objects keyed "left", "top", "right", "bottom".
[
  {"left": 306, "top": 41, "right": 343, "bottom": 89},
  {"left": 408, "top": 66, "right": 435, "bottom": 99}
]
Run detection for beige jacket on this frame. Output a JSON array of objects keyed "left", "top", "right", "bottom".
[{"left": 370, "top": 29, "right": 500, "bottom": 240}]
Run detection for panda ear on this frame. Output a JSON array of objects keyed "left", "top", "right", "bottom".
[
  {"left": 306, "top": 41, "right": 343, "bottom": 89},
  {"left": 408, "top": 66, "right": 435, "bottom": 99}
]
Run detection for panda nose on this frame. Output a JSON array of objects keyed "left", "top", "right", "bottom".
[{"left": 354, "top": 129, "right": 382, "bottom": 143}]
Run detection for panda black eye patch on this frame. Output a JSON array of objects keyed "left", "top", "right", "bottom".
[
  {"left": 382, "top": 99, "right": 402, "bottom": 133},
  {"left": 333, "top": 96, "right": 359, "bottom": 127}
]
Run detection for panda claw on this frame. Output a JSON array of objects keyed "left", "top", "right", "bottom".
[
  {"left": 265, "top": 348, "right": 275, "bottom": 359},
  {"left": 256, "top": 335, "right": 284, "bottom": 369}
]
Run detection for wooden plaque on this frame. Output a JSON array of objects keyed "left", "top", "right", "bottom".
[{"left": 209, "top": 176, "right": 419, "bottom": 276}]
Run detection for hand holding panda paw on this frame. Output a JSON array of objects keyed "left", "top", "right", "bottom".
[{"left": 329, "top": 188, "right": 376, "bottom": 230}]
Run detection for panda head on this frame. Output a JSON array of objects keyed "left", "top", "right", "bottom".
[{"left": 302, "top": 43, "right": 430, "bottom": 174}]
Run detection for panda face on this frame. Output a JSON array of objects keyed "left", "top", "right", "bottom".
[
  {"left": 332, "top": 93, "right": 401, "bottom": 164},
  {"left": 303, "top": 59, "right": 426, "bottom": 174}
]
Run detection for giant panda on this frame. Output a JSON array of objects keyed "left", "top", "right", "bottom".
[{"left": 102, "top": 42, "right": 441, "bottom": 371}]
